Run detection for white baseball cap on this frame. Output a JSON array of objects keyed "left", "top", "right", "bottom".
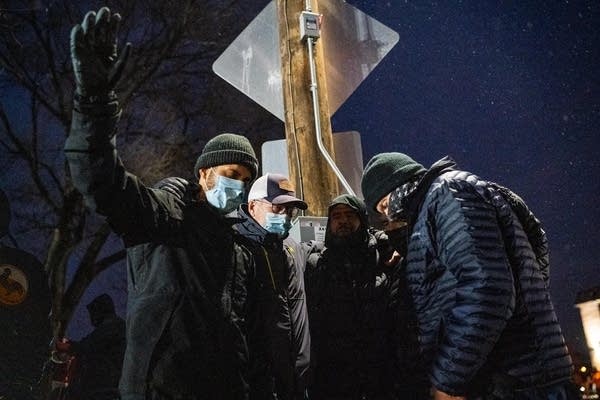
[{"left": 248, "top": 173, "right": 308, "bottom": 210}]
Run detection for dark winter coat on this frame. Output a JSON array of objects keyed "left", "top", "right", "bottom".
[
  {"left": 233, "top": 205, "right": 311, "bottom": 400},
  {"left": 65, "top": 100, "right": 257, "bottom": 400},
  {"left": 392, "top": 157, "right": 574, "bottom": 398},
  {"left": 305, "top": 194, "right": 396, "bottom": 400}
]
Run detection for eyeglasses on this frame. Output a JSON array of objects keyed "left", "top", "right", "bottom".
[{"left": 256, "top": 199, "right": 299, "bottom": 218}]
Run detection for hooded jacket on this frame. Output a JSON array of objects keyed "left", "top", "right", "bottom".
[
  {"left": 389, "top": 157, "right": 574, "bottom": 398},
  {"left": 65, "top": 100, "right": 256, "bottom": 400},
  {"left": 305, "top": 194, "right": 395, "bottom": 400},
  {"left": 233, "top": 204, "right": 311, "bottom": 400}
]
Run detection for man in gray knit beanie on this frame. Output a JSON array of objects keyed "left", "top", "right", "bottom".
[
  {"left": 155, "top": 132, "right": 258, "bottom": 214},
  {"left": 194, "top": 132, "right": 258, "bottom": 214},
  {"left": 65, "top": 7, "right": 265, "bottom": 397}
]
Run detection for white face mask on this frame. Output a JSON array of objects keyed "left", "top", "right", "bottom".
[{"left": 204, "top": 171, "right": 245, "bottom": 213}]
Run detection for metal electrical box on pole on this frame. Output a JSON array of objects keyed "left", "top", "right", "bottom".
[{"left": 276, "top": 0, "right": 339, "bottom": 217}]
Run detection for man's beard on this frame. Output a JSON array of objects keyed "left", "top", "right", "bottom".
[
  {"left": 328, "top": 226, "right": 366, "bottom": 249},
  {"left": 334, "top": 224, "right": 354, "bottom": 236}
]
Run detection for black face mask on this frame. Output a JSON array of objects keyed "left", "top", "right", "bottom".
[{"left": 385, "top": 226, "right": 410, "bottom": 256}]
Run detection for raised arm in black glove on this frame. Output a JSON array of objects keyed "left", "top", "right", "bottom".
[{"left": 70, "top": 7, "right": 131, "bottom": 102}]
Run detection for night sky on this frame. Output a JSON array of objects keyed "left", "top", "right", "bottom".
[{"left": 332, "top": 1, "right": 599, "bottom": 357}]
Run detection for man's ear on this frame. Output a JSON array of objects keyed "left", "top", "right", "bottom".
[
  {"left": 247, "top": 200, "right": 257, "bottom": 219},
  {"left": 198, "top": 168, "right": 210, "bottom": 190}
]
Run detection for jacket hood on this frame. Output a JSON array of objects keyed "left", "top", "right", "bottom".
[
  {"left": 427, "top": 156, "right": 457, "bottom": 176},
  {"left": 324, "top": 194, "right": 369, "bottom": 248},
  {"left": 233, "top": 204, "right": 284, "bottom": 245}
]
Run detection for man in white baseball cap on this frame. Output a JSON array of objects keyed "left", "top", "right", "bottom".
[
  {"left": 247, "top": 173, "right": 307, "bottom": 236},
  {"left": 236, "top": 173, "right": 310, "bottom": 400}
]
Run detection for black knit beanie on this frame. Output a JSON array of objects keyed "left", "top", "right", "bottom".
[
  {"left": 361, "top": 152, "right": 427, "bottom": 212},
  {"left": 194, "top": 133, "right": 258, "bottom": 179}
]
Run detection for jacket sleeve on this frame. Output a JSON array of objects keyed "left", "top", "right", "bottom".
[
  {"left": 285, "top": 241, "right": 311, "bottom": 396},
  {"left": 64, "top": 101, "right": 183, "bottom": 240},
  {"left": 429, "top": 181, "right": 515, "bottom": 395},
  {"left": 302, "top": 241, "right": 323, "bottom": 315}
]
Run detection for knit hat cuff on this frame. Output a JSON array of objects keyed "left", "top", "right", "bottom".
[
  {"left": 364, "top": 168, "right": 415, "bottom": 212},
  {"left": 194, "top": 150, "right": 258, "bottom": 179},
  {"left": 362, "top": 154, "right": 427, "bottom": 212}
]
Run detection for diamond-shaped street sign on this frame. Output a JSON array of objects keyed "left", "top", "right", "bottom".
[{"left": 212, "top": 0, "right": 399, "bottom": 121}]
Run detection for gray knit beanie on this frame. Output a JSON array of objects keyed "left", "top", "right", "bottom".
[
  {"left": 194, "top": 133, "right": 258, "bottom": 179},
  {"left": 361, "top": 152, "right": 426, "bottom": 212}
]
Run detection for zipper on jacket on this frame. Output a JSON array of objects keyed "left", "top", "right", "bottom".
[{"left": 260, "top": 246, "right": 277, "bottom": 291}]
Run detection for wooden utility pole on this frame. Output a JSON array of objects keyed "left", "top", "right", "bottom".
[{"left": 277, "top": 0, "right": 339, "bottom": 217}]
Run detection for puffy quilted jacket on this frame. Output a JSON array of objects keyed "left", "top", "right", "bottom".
[{"left": 396, "top": 158, "right": 574, "bottom": 398}]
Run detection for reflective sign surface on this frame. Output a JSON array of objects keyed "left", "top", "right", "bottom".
[{"left": 213, "top": 0, "right": 399, "bottom": 121}]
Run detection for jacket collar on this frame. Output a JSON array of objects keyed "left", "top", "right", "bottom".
[
  {"left": 233, "top": 204, "right": 283, "bottom": 247},
  {"left": 391, "top": 156, "right": 457, "bottom": 231}
]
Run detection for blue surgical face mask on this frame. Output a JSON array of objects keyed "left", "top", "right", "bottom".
[
  {"left": 264, "top": 212, "right": 291, "bottom": 236},
  {"left": 205, "top": 171, "right": 245, "bottom": 213}
]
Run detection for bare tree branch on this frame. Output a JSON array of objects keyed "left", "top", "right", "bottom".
[
  {"left": 0, "top": 101, "right": 60, "bottom": 212},
  {"left": 24, "top": 8, "right": 69, "bottom": 126}
]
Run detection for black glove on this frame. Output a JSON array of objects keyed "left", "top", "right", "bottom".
[
  {"left": 70, "top": 7, "right": 131, "bottom": 99},
  {"left": 154, "top": 177, "right": 189, "bottom": 200}
]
